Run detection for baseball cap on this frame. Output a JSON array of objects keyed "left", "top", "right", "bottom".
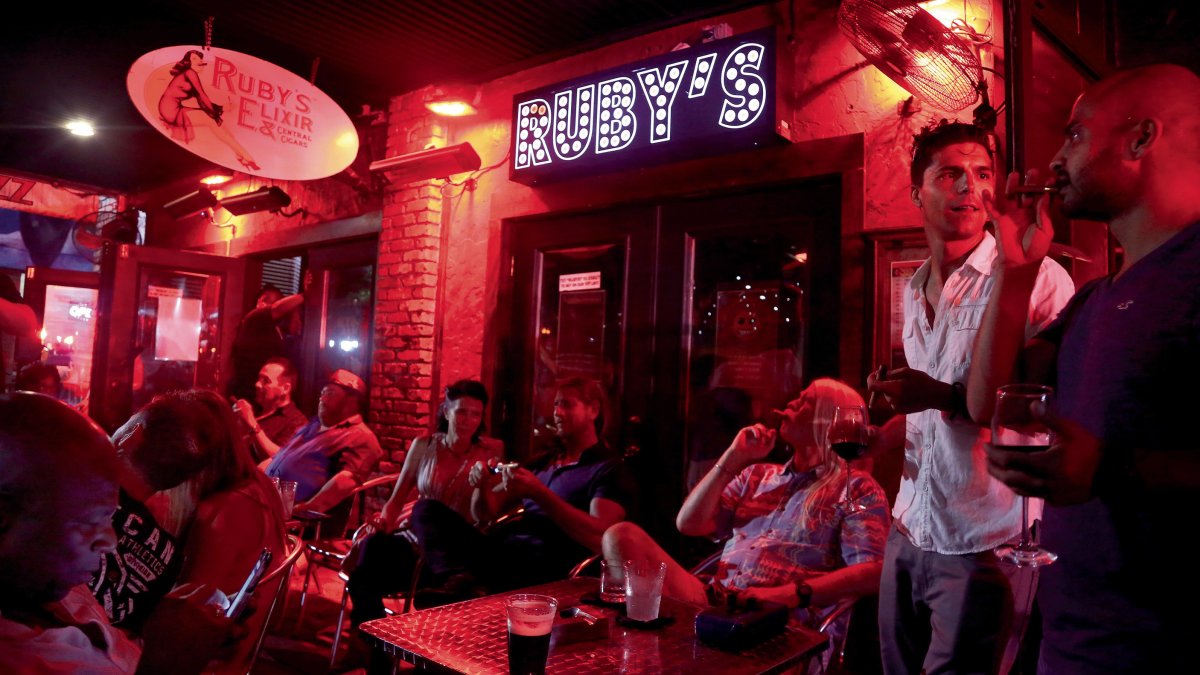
[{"left": 328, "top": 369, "right": 366, "bottom": 396}]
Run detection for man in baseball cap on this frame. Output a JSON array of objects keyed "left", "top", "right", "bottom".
[{"left": 263, "top": 369, "right": 382, "bottom": 518}]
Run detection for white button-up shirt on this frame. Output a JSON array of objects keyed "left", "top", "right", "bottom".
[{"left": 894, "top": 233, "right": 1074, "bottom": 554}]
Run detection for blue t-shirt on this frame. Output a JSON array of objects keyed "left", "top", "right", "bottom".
[
  {"left": 264, "top": 414, "right": 382, "bottom": 502},
  {"left": 521, "top": 442, "right": 634, "bottom": 520},
  {"left": 498, "top": 442, "right": 634, "bottom": 556},
  {"left": 1034, "top": 220, "right": 1200, "bottom": 674}
]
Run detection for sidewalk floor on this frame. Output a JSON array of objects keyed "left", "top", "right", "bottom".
[{"left": 252, "top": 555, "right": 410, "bottom": 674}]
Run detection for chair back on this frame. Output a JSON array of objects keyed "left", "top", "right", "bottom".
[
  {"left": 239, "top": 534, "right": 303, "bottom": 674},
  {"left": 568, "top": 553, "right": 602, "bottom": 579},
  {"left": 481, "top": 506, "right": 525, "bottom": 533},
  {"left": 342, "top": 472, "right": 401, "bottom": 538}
]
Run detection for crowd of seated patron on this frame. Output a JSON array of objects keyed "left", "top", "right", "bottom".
[
  {"left": 0, "top": 393, "right": 251, "bottom": 674},
  {"left": 410, "top": 376, "right": 635, "bottom": 599},
  {"left": 91, "top": 388, "right": 287, "bottom": 671}
]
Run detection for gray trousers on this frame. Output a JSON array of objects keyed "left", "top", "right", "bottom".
[{"left": 879, "top": 527, "right": 1036, "bottom": 675}]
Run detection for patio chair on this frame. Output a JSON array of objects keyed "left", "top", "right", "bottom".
[
  {"left": 690, "top": 550, "right": 865, "bottom": 672},
  {"left": 212, "top": 533, "right": 303, "bottom": 675},
  {"left": 295, "top": 473, "right": 400, "bottom": 623}
]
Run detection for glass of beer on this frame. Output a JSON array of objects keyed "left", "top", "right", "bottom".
[{"left": 505, "top": 594, "right": 557, "bottom": 675}]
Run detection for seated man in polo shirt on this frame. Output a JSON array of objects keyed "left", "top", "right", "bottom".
[
  {"left": 233, "top": 357, "right": 308, "bottom": 463},
  {"left": 264, "top": 369, "right": 383, "bottom": 516},
  {"left": 411, "top": 376, "right": 634, "bottom": 597}
]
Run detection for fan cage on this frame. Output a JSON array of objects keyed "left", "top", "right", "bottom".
[{"left": 838, "top": 0, "right": 983, "bottom": 112}]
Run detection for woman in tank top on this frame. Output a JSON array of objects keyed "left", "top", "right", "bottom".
[{"left": 347, "top": 379, "right": 503, "bottom": 627}]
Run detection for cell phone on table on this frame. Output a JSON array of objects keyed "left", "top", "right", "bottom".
[{"left": 224, "top": 548, "right": 273, "bottom": 620}]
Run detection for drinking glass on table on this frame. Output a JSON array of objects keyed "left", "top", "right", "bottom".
[
  {"left": 623, "top": 560, "right": 667, "bottom": 622},
  {"left": 276, "top": 479, "right": 297, "bottom": 520},
  {"left": 827, "top": 405, "right": 870, "bottom": 512},
  {"left": 599, "top": 560, "right": 625, "bottom": 604},
  {"left": 992, "top": 384, "right": 1057, "bottom": 567},
  {"left": 505, "top": 594, "right": 557, "bottom": 675}
]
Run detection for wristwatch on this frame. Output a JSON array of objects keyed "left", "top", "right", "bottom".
[{"left": 793, "top": 580, "right": 813, "bottom": 609}]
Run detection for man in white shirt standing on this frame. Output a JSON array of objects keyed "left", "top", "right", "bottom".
[{"left": 867, "top": 121, "right": 1074, "bottom": 674}]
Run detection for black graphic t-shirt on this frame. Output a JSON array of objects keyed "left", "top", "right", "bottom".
[{"left": 88, "top": 490, "right": 182, "bottom": 629}]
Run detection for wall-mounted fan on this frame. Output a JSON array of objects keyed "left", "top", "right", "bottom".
[
  {"left": 72, "top": 209, "right": 140, "bottom": 262},
  {"left": 838, "top": 0, "right": 983, "bottom": 112}
]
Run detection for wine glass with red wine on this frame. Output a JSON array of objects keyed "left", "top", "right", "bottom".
[
  {"left": 992, "top": 384, "right": 1057, "bottom": 567},
  {"left": 827, "top": 405, "right": 870, "bottom": 512}
]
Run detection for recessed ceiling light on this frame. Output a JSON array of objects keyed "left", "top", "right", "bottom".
[{"left": 64, "top": 120, "right": 95, "bottom": 137}]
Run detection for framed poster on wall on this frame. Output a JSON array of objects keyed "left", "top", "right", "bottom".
[{"left": 867, "top": 229, "right": 929, "bottom": 372}]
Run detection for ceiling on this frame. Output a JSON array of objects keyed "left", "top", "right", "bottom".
[
  {"left": 1, "top": 0, "right": 755, "bottom": 195},
  {"left": 3, "top": 1, "right": 1197, "bottom": 197}
]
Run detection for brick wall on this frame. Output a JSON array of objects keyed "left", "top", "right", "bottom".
[{"left": 369, "top": 89, "right": 446, "bottom": 467}]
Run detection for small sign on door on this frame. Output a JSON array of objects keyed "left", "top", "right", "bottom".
[
  {"left": 147, "top": 285, "right": 183, "bottom": 298},
  {"left": 559, "top": 271, "right": 601, "bottom": 292}
]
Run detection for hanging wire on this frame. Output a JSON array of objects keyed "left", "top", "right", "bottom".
[
  {"left": 204, "top": 16, "right": 214, "bottom": 51},
  {"left": 439, "top": 147, "right": 512, "bottom": 195},
  {"left": 949, "top": 18, "right": 991, "bottom": 46},
  {"left": 948, "top": 0, "right": 991, "bottom": 45}
]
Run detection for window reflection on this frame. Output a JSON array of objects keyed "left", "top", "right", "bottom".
[
  {"left": 132, "top": 269, "right": 221, "bottom": 411},
  {"left": 684, "top": 234, "right": 808, "bottom": 489},
  {"left": 319, "top": 263, "right": 374, "bottom": 386}
]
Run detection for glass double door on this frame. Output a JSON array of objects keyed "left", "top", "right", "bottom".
[
  {"left": 500, "top": 178, "right": 842, "bottom": 541},
  {"left": 85, "top": 238, "right": 377, "bottom": 431},
  {"left": 90, "top": 243, "right": 246, "bottom": 431}
]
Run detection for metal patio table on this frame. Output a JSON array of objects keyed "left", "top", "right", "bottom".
[{"left": 360, "top": 576, "right": 827, "bottom": 674}]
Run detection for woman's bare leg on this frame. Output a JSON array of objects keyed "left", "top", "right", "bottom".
[{"left": 185, "top": 109, "right": 256, "bottom": 164}]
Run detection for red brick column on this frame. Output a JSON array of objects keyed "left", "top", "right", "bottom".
[{"left": 370, "top": 89, "right": 445, "bottom": 466}]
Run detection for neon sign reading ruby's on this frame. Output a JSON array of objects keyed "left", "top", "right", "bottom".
[{"left": 510, "top": 28, "right": 786, "bottom": 185}]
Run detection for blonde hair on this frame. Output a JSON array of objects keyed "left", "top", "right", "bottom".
[{"left": 794, "top": 378, "right": 867, "bottom": 514}]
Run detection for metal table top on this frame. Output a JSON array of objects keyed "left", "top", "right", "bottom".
[{"left": 360, "top": 577, "right": 827, "bottom": 674}]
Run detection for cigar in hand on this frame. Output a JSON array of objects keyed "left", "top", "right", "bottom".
[
  {"left": 867, "top": 365, "right": 886, "bottom": 410},
  {"left": 488, "top": 461, "right": 519, "bottom": 475},
  {"left": 1008, "top": 185, "right": 1059, "bottom": 195}
]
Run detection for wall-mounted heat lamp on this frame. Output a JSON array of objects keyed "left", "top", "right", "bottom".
[
  {"left": 218, "top": 186, "right": 292, "bottom": 215},
  {"left": 369, "top": 142, "right": 481, "bottom": 184},
  {"left": 163, "top": 187, "right": 218, "bottom": 219},
  {"left": 425, "top": 85, "right": 481, "bottom": 117}
]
